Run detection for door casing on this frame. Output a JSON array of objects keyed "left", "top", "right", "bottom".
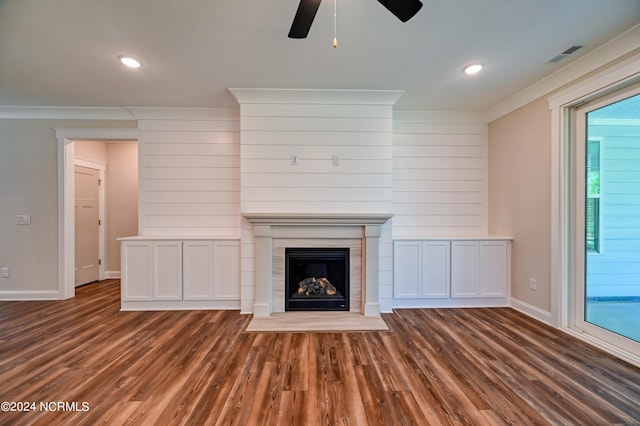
[{"left": 56, "top": 128, "right": 141, "bottom": 299}]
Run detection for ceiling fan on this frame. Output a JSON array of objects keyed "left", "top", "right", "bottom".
[{"left": 288, "top": 0, "right": 423, "bottom": 39}]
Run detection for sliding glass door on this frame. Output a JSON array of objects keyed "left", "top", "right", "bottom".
[{"left": 575, "top": 89, "right": 640, "bottom": 351}]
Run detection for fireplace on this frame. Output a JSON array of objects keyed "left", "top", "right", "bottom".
[
  {"left": 242, "top": 213, "right": 391, "bottom": 317},
  {"left": 285, "top": 248, "right": 349, "bottom": 311}
]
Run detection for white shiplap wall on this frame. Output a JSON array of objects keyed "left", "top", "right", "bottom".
[
  {"left": 234, "top": 93, "right": 398, "bottom": 215},
  {"left": 392, "top": 111, "right": 489, "bottom": 238},
  {"left": 137, "top": 110, "right": 241, "bottom": 237},
  {"left": 230, "top": 90, "right": 402, "bottom": 312},
  {"left": 132, "top": 105, "right": 490, "bottom": 313}
]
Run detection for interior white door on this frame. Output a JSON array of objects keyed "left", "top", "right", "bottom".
[{"left": 75, "top": 165, "right": 100, "bottom": 286}]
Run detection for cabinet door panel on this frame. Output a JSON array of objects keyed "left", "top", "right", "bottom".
[
  {"left": 478, "top": 241, "right": 507, "bottom": 297},
  {"left": 451, "top": 241, "right": 478, "bottom": 297},
  {"left": 122, "top": 242, "right": 152, "bottom": 300},
  {"left": 393, "top": 242, "right": 421, "bottom": 298},
  {"left": 183, "top": 241, "right": 214, "bottom": 300},
  {"left": 422, "top": 241, "right": 450, "bottom": 298},
  {"left": 213, "top": 241, "right": 240, "bottom": 300},
  {"left": 153, "top": 241, "right": 182, "bottom": 300}
]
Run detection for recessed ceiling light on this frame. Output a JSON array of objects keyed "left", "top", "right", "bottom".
[
  {"left": 463, "top": 63, "right": 483, "bottom": 75},
  {"left": 118, "top": 55, "right": 141, "bottom": 68}
]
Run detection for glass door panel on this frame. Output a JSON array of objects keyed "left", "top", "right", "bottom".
[{"left": 584, "top": 93, "right": 640, "bottom": 343}]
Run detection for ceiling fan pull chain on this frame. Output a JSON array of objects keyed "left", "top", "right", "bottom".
[{"left": 333, "top": 0, "right": 338, "bottom": 48}]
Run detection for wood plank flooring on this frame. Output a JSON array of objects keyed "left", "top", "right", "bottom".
[{"left": 0, "top": 279, "right": 639, "bottom": 425}]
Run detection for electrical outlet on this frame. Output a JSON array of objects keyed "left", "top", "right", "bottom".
[
  {"left": 1, "top": 268, "right": 9, "bottom": 278},
  {"left": 332, "top": 155, "right": 340, "bottom": 166},
  {"left": 529, "top": 278, "right": 537, "bottom": 291},
  {"left": 16, "top": 215, "right": 31, "bottom": 225},
  {"left": 291, "top": 154, "right": 298, "bottom": 165}
]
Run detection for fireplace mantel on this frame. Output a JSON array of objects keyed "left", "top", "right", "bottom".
[
  {"left": 243, "top": 213, "right": 393, "bottom": 226},
  {"left": 244, "top": 213, "right": 391, "bottom": 318}
]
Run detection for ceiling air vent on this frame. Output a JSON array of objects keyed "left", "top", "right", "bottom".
[{"left": 546, "top": 45, "right": 584, "bottom": 64}]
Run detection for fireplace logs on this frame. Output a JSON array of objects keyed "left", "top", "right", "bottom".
[{"left": 297, "top": 277, "right": 337, "bottom": 296}]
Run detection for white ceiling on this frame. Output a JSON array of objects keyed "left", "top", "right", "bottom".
[{"left": 1, "top": 0, "right": 639, "bottom": 111}]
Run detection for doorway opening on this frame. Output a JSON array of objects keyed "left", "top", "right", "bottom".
[
  {"left": 569, "top": 84, "right": 640, "bottom": 360},
  {"left": 57, "top": 128, "right": 141, "bottom": 299},
  {"left": 577, "top": 90, "right": 640, "bottom": 345}
]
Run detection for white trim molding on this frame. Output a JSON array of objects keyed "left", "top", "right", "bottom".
[
  {"left": 229, "top": 88, "right": 404, "bottom": 105},
  {"left": 0, "top": 107, "right": 136, "bottom": 120},
  {"left": 56, "top": 128, "right": 142, "bottom": 300},
  {"left": 491, "top": 23, "right": 640, "bottom": 121},
  {"left": 547, "top": 52, "right": 640, "bottom": 366},
  {"left": 243, "top": 214, "right": 392, "bottom": 318},
  {"left": 0, "top": 106, "right": 239, "bottom": 121},
  {"left": 393, "top": 110, "right": 489, "bottom": 124},
  {"left": 510, "top": 297, "right": 552, "bottom": 325},
  {"left": 548, "top": 54, "right": 640, "bottom": 329},
  {"left": 104, "top": 270, "right": 121, "bottom": 279},
  {"left": 0, "top": 290, "right": 61, "bottom": 300}
]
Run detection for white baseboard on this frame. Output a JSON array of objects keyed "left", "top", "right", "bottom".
[
  {"left": 121, "top": 299, "right": 241, "bottom": 311},
  {"left": 510, "top": 297, "right": 552, "bottom": 325},
  {"left": 391, "top": 297, "right": 510, "bottom": 309},
  {"left": 104, "top": 270, "right": 121, "bottom": 279},
  {"left": 0, "top": 290, "right": 61, "bottom": 301}
]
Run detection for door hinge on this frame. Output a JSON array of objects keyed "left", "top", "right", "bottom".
[
  {"left": 98, "top": 219, "right": 101, "bottom": 226},
  {"left": 98, "top": 259, "right": 102, "bottom": 265},
  {"left": 98, "top": 179, "right": 102, "bottom": 186}
]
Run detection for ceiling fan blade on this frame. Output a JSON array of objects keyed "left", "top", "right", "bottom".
[
  {"left": 288, "top": 0, "right": 322, "bottom": 38},
  {"left": 377, "top": 0, "right": 423, "bottom": 22}
]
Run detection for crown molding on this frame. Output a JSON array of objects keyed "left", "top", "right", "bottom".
[
  {"left": 0, "top": 106, "right": 240, "bottom": 121},
  {"left": 55, "top": 127, "right": 142, "bottom": 140},
  {"left": 0, "top": 106, "right": 136, "bottom": 120},
  {"left": 394, "top": 110, "right": 489, "bottom": 124},
  {"left": 229, "top": 88, "right": 404, "bottom": 106},
  {"left": 488, "top": 23, "right": 640, "bottom": 122},
  {"left": 547, "top": 54, "right": 640, "bottom": 110},
  {"left": 127, "top": 107, "right": 239, "bottom": 121}
]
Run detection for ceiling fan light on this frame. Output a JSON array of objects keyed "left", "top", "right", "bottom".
[
  {"left": 118, "top": 55, "right": 141, "bottom": 68},
  {"left": 464, "top": 63, "right": 483, "bottom": 75}
]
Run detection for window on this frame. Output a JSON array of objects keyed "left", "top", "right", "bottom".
[{"left": 586, "top": 139, "right": 601, "bottom": 252}]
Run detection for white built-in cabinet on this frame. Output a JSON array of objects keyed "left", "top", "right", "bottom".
[
  {"left": 119, "top": 237, "right": 240, "bottom": 310},
  {"left": 394, "top": 240, "right": 450, "bottom": 298},
  {"left": 394, "top": 238, "right": 511, "bottom": 306}
]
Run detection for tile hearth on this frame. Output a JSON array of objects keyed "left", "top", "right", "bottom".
[{"left": 245, "top": 312, "right": 389, "bottom": 332}]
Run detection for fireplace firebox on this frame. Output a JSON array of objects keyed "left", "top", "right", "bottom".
[{"left": 285, "top": 248, "right": 349, "bottom": 311}]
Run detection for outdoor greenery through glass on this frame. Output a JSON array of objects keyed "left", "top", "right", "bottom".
[{"left": 586, "top": 139, "right": 600, "bottom": 252}]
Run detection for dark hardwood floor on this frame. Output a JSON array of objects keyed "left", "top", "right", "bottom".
[{"left": 0, "top": 280, "right": 639, "bottom": 425}]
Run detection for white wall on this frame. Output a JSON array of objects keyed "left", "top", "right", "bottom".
[
  {"left": 0, "top": 109, "right": 490, "bottom": 306},
  {"left": 0, "top": 119, "right": 137, "bottom": 298},
  {"left": 138, "top": 110, "right": 241, "bottom": 238},
  {"left": 238, "top": 103, "right": 394, "bottom": 215},
  {"left": 106, "top": 142, "right": 138, "bottom": 274},
  {"left": 131, "top": 105, "right": 490, "bottom": 313},
  {"left": 489, "top": 99, "right": 551, "bottom": 312},
  {"left": 393, "top": 111, "right": 489, "bottom": 238}
]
